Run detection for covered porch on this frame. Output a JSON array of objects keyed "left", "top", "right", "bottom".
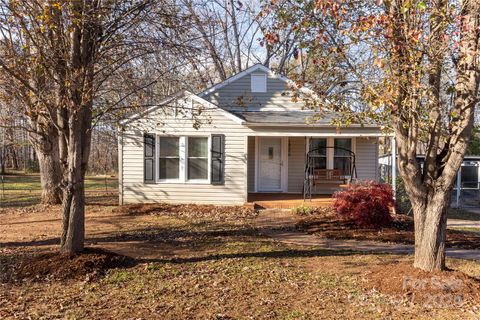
[{"left": 246, "top": 134, "right": 380, "bottom": 204}]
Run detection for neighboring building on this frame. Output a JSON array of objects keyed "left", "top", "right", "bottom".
[
  {"left": 118, "top": 64, "right": 384, "bottom": 205},
  {"left": 379, "top": 154, "right": 480, "bottom": 207}
]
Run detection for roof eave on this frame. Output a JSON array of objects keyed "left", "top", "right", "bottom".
[{"left": 244, "top": 122, "right": 382, "bottom": 128}]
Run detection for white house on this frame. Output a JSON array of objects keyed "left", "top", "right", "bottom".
[{"left": 118, "top": 64, "right": 384, "bottom": 205}]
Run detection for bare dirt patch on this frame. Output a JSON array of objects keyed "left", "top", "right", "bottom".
[
  {"left": 297, "top": 208, "right": 480, "bottom": 249},
  {"left": 6, "top": 247, "right": 134, "bottom": 282},
  {"left": 364, "top": 260, "right": 480, "bottom": 308}
]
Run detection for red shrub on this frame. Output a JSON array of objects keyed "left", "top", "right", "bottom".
[{"left": 333, "top": 181, "right": 394, "bottom": 228}]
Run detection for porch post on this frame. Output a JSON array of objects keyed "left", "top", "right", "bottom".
[
  {"left": 391, "top": 135, "right": 397, "bottom": 199},
  {"left": 456, "top": 168, "right": 461, "bottom": 208}
]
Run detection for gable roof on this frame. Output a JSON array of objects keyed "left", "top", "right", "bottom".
[
  {"left": 198, "top": 63, "right": 318, "bottom": 100},
  {"left": 119, "top": 90, "right": 245, "bottom": 126},
  {"left": 120, "top": 65, "right": 377, "bottom": 129}
]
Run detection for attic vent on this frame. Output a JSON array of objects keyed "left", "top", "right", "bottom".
[{"left": 251, "top": 73, "right": 267, "bottom": 93}]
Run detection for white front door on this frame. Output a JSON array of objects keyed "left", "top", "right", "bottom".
[{"left": 258, "top": 137, "right": 283, "bottom": 191}]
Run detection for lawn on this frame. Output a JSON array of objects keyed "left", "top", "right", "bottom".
[
  {"left": 1, "top": 199, "right": 479, "bottom": 319},
  {"left": 448, "top": 208, "right": 480, "bottom": 221},
  {"left": 297, "top": 207, "right": 480, "bottom": 250},
  {"left": 0, "top": 172, "right": 117, "bottom": 207}
]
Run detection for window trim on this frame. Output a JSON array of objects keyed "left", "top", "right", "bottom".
[{"left": 155, "top": 134, "right": 211, "bottom": 184}]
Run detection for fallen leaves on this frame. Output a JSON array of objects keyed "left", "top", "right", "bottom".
[{"left": 114, "top": 203, "right": 258, "bottom": 221}]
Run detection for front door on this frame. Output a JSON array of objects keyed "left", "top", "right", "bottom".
[{"left": 258, "top": 137, "right": 283, "bottom": 191}]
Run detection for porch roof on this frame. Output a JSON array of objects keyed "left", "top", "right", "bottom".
[{"left": 233, "top": 110, "right": 380, "bottom": 128}]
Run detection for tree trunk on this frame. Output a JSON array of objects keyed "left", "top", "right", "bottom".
[
  {"left": 59, "top": 120, "right": 89, "bottom": 253},
  {"left": 59, "top": 106, "right": 93, "bottom": 254},
  {"left": 60, "top": 177, "right": 86, "bottom": 253},
  {"left": 412, "top": 195, "right": 449, "bottom": 271},
  {"left": 5, "top": 146, "right": 18, "bottom": 170},
  {"left": 0, "top": 156, "right": 4, "bottom": 175},
  {"left": 29, "top": 121, "right": 63, "bottom": 205},
  {"left": 37, "top": 150, "right": 62, "bottom": 205}
]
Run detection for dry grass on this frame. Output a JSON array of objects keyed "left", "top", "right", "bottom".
[
  {"left": 297, "top": 208, "right": 480, "bottom": 250},
  {"left": 1, "top": 199, "right": 479, "bottom": 319}
]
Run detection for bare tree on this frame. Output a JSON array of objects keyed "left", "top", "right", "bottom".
[
  {"left": 178, "top": 0, "right": 297, "bottom": 83},
  {"left": 0, "top": 0, "right": 189, "bottom": 253}
]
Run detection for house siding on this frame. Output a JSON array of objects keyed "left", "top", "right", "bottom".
[
  {"left": 288, "top": 137, "right": 306, "bottom": 192},
  {"left": 121, "top": 96, "right": 250, "bottom": 205},
  {"left": 202, "top": 70, "right": 306, "bottom": 112},
  {"left": 355, "top": 137, "right": 379, "bottom": 180},
  {"left": 120, "top": 81, "right": 383, "bottom": 205}
]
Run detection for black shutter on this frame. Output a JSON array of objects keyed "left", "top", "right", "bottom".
[
  {"left": 211, "top": 134, "right": 225, "bottom": 185},
  {"left": 144, "top": 134, "right": 155, "bottom": 183}
]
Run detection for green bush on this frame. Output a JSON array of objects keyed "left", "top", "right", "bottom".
[{"left": 292, "top": 204, "right": 313, "bottom": 216}]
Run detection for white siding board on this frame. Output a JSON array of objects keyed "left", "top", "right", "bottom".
[
  {"left": 356, "top": 137, "right": 379, "bottom": 181},
  {"left": 121, "top": 98, "right": 249, "bottom": 205},
  {"left": 288, "top": 137, "right": 306, "bottom": 192}
]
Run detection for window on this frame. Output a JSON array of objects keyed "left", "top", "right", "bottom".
[
  {"left": 187, "top": 137, "right": 208, "bottom": 180},
  {"left": 158, "top": 137, "right": 180, "bottom": 180},
  {"left": 309, "top": 138, "right": 327, "bottom": 169},
  {"left": 461, "top": 165, "right": 479, "bottom": 189},
  {"left": 334, "top": 138, "right": 352, "bottom": 175},
  {"left": 144, "top": 135, "right": 224, "bottom": 184},
  {"left": 251, "top": 73, "right": 267, "bottom": 92}
]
